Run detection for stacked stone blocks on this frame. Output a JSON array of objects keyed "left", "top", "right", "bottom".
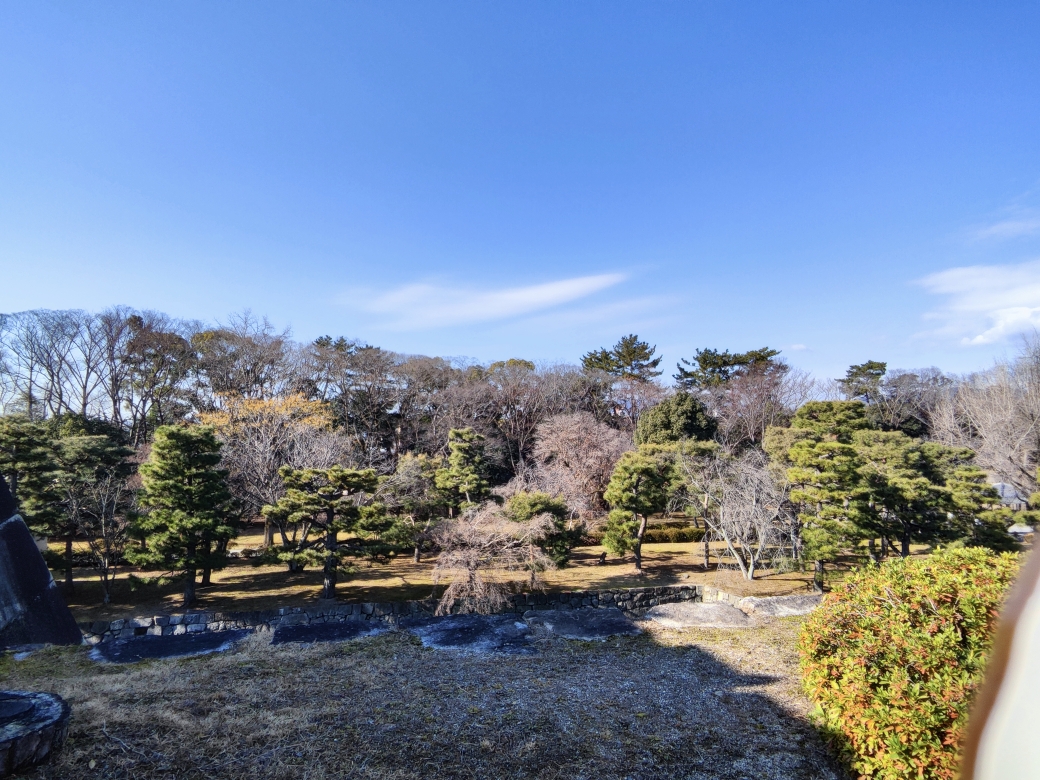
[{"left": 80, "top": 583, "right": 706, "bottom": 644}]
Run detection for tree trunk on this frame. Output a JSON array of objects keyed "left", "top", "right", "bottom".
[
  {"left": 702, "top": 535, "right": 710, "bottom": 569},
  {"left": 201, "top": 536, "right": 213, "bottom": 585},
  {"left": 64, "top": 535, "right": 74, "bottom": 593},
  {"left": 633, "top": 514, "right": 648, "bottom": 573},
  {"left": 322, "top": 529, "right": 337, "bottom": 600},
  {"left": 183, "top": 569, "right": 196, "bottom": 607},
  {"left": 867, "top": 537, "right": 878, "bottom": 564},
  {"left": 812, "top": 560, "right": 824, "bottom": 593},
  {"left": 263, "top": 520, "right": 274, "bottom": 547},
  {"left": 901, "top": 529, "right": 911, "bottom": 558},
  {"left": 880, "top": 535, "right": 889, "bottom": 558},
  {"left": 413, "top": 546, "right": 421, "bottom": 563}
]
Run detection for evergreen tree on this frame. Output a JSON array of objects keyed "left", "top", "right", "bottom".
[
  {"left": 49, "top": 434, "right": 133, "bottom": 592},
  {"left": 582, "top": 334, "right": 662, "bottom": 382},
  {"left": 505, "top": 491, "right": 574, "bottom": 566},
  {"left": 947, "top": 466, "right": 1021, "bottom": 552},
  {"left": 261, "top": 465, "right": 380, "bottom": 599},
  {"left": 674, "top": 347, "right": 781, "bottom": 390},
  {"left": 787, "top": 437, "right": 865, "bottom": 591},
  {"left": 634, "top": 392, "right": 716, "bottom": 445},
  {"left": 837, "top": 360, "right": 887, "bottom": 403},
  {"left": 602, "top": 449, "right": 672, "bottom": 572},
  {"left": 131, "top": 425, "right": 237, "bottom": 607},
  {"left": 435, "top": 428, "right": 490, "bottom": 514},
  {"left": 0, "top": 415, "right": 58, "bottom": 528},
  {"left": 383, "top": 453, "right": 448, "bottom": 562}
]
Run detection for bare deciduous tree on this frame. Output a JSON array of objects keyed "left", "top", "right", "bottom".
[
  {"left": 201, "top": 394, "right": 349, "bottom": 544},
  {"left": 935, "top": 336, "right": 1040, "bottom": 496},
  {"left": 518, "top": 412, "right": 633, "bottom": 521},
  {"left": 680, "top": 449, "right": 795, "bottom": 580},
  {"left": 433, "top": 502, "right": 556, "bottom": 615}
]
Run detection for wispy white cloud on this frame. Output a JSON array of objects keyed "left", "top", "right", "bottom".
[
  {"left": 974, "top": 216, "right": 1040, "bottom": 241},
  {"left": 788, "top": 343, "right": 808, "bottom": 352},
  {"left": 345, "top": 273, "right": 627, "bottom": 330},
  {"left": 918, "top": 259, "right": 1040, "bottom": 344}
]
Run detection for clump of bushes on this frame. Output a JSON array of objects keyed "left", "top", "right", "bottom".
[
  {"left": 799, "top": 548, "right": 1020, "bottom": 779},
  {"left": 583, "top": 524, "right": 704, "bottom": 546}
]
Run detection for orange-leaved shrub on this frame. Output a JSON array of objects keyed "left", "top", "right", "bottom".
[{"left": 798, "top": 547, "right": 1020, "bottom": 780}]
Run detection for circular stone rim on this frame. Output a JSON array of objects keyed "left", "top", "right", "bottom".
[{"left": 0, "top": 690, "right": 71, "bottom": 777}]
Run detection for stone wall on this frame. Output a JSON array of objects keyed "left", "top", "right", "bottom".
[{"left": 80, "top": 584, "right": 705, "bottom": 644}]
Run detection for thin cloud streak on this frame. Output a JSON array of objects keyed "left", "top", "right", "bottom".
[
  {"left": 347, "top": 273, "right": 627, "bottom": 330},
  {"left": 918, "top": 259, "right": 1040, "bottom": 344},
  {"left": 974, "top": 215, "right": 1040, "bottom": 240}
]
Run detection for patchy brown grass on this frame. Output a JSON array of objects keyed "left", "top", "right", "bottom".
[
  {"left": 62, "top": 541, "right": 821, "bottom": 623},
  {"left": 4, "top": 617, "right": 846, "bottom": 780},
  {"left": 62, "top": 519, "right": 927, "bottom": 622}
]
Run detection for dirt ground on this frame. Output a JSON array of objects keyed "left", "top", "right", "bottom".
[{"left": 3, "top": 616, "right": 847, "bottom": 780}]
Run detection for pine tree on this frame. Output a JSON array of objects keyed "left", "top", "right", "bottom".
[
  {"left": 131, "top": 425, "right": 237, "bottom": 607},
  {"left": 602, "top": 449, "right": 672, "bottom": 572},
  {"left": 435, "top": 428, "right": 490, "bottom": 514},
  {"left": 634, "top": 392, "right": 716, "bottom": 444},
  {"left": 582, "top": 335, "right": 662, "bottom": 382},
  {"left": 505, "top": 491, "right": 574, "bottom": 568},
  {"left": 0, "top": 415, "right": 59, "bottom": 531},
  {"left": 262, "top": 465, "right": 379, "bottom": 599},
  {"left": 673, "top": 347, "right": 781, "bottom": 390}
]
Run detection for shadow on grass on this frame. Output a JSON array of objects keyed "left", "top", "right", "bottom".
[{"left": 2, "top": 621, "right": 848, "bottom": 780}]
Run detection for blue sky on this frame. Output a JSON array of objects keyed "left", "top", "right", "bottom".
[{"left": 3, "top": 2, "right": 1040, "bottom": 380}]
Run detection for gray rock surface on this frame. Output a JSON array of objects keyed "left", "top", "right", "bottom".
[
  {"left": 90, "top": 629, "right": 251, "bottom": 664},
  {"left": 0, "top": 478, "right": 82, "bottom": 650},
  {"left": 402, "top": 614, "right": 535, "bottom": 654},
  {"left": 272, "top": 621, "right": 386, "bottom": 645},
  {"left": 523, "top": 608, "right": 641, "bottom": 640},
  {"left": 0, "top": 691, "right": 70, "bottom": 776},
  {"left": 737, "top": 594, "right": 822, "bottom": 617},
  {"left": 643, "top": 601, "right": 752, "bottom": 629}
]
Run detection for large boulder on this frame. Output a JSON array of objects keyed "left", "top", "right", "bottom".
[
  {"left": 0, "top": 478, "right": 82, "bottom": 650},
  {"left": 737, "top": 594, "right": 822, "bottom": 618},
  {"left": 523, "top": 608, "right": 641, "bottom": 641},
  {"left": 643, "top": 602, "right": 753, "bottom": 629}
]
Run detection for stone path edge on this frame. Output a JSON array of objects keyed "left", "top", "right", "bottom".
[{"left": 79, "top": 584, "right": 709, "bottom": 645}]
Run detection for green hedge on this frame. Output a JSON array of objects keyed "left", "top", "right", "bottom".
[
  {"left": 583, "top": 525, "right": 705, "bottom": 545},
  {"left": 799, "top": 548, "right": 1020, "bottom": 779}
]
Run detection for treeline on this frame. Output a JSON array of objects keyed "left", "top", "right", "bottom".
[{"left": 2, "top": 305, "right": 1037, "bottom": 610}]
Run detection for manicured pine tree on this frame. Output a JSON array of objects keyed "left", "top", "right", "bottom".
[
  {"left": 435, "top": 428, "right": 490, "bottom": 515},
  {"left": 262, "top": 465, "right": 379, "bottom": 599},
  {"left": 602, "top": 449, "right": 672, "bottom": 573},
  {"left": 634, "top": 391, "right": 716, "bottom": 445},
  {"left": 131, "top": 425, "right": 236, "bottom": 607}
]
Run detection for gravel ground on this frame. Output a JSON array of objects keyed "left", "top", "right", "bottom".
[{"left": 2, "top": 617, "right": 846, "bottom": 780}]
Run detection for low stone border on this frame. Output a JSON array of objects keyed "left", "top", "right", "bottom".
[{"left": 80, "top": 584, "right": 705, "bottom": 645}]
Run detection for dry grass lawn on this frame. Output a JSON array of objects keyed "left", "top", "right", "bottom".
[
  {"left": 3, "top": 616, "right": 847, "bottom": 780},
  {"left": 63, "top": 533, "right": 829, "bottom": 623}
]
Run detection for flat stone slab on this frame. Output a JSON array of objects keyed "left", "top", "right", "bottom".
[
  {"left": 272, "top": 621, "right": 386, "bottom": 645},
  {"left": 643, "top": 602, "right": 752, "bottom": 629},
  {"left": 90, "top": 629, "right": 251, "bottom": 664},
  {"left": 523, "top": 608, "right": 641, "bottom": 641},
  {"left": 401, "top": 614, "right": 535, "bottom": 655},
  {"left": 737, "top": 594, "right": 822, "bottom": 617}
]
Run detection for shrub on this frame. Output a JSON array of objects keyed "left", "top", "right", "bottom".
[{"left": 799, "top": 548, "right": 1020, "bottom": 779}]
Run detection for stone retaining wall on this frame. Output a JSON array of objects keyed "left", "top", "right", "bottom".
[{"left": 79, "top": 584, "right": 705, "bottom": 644}]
